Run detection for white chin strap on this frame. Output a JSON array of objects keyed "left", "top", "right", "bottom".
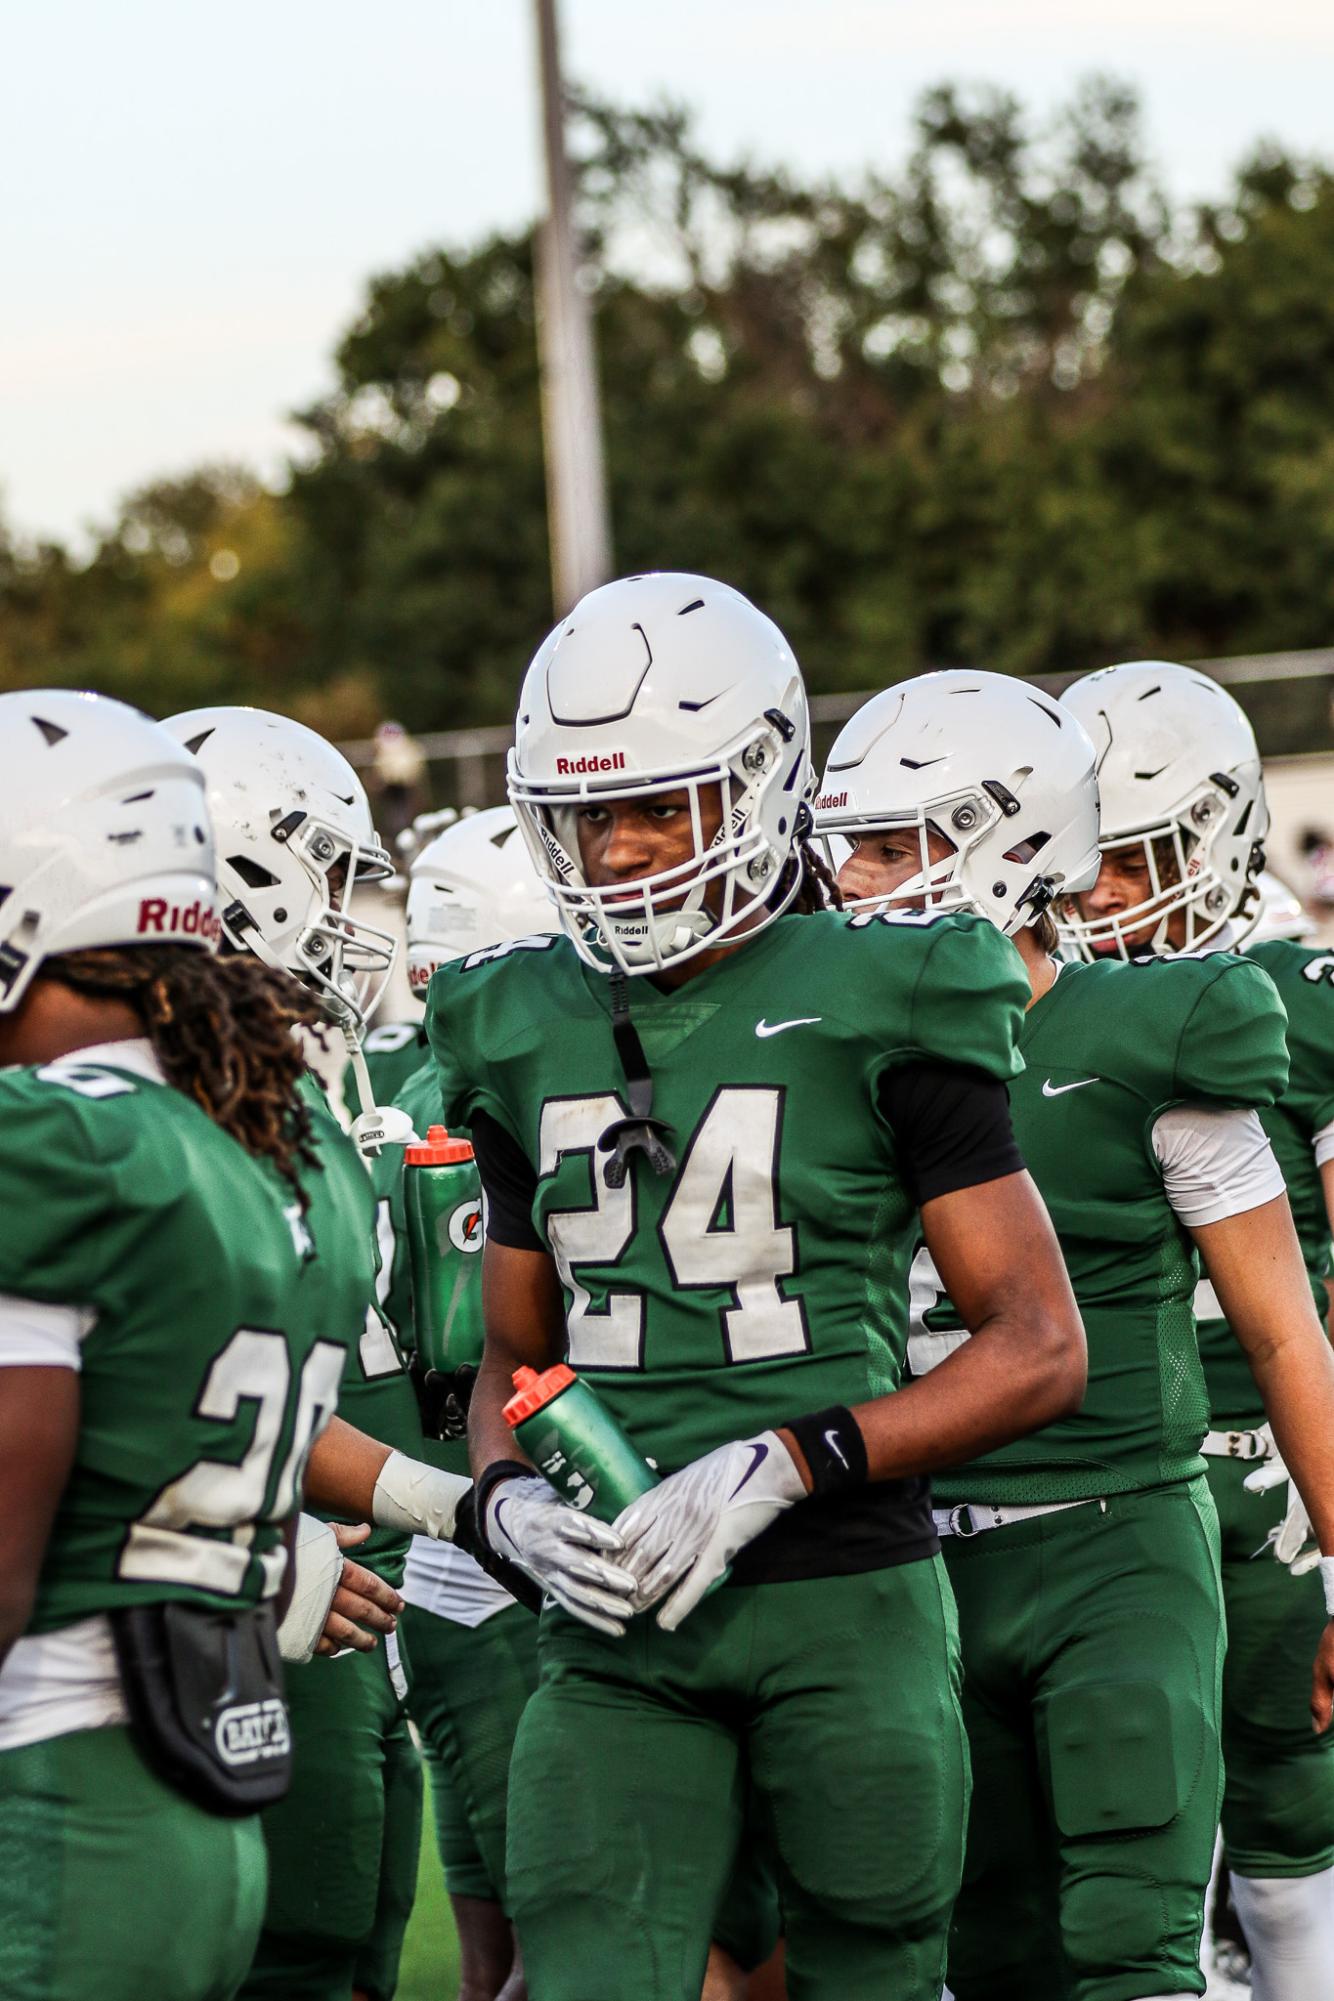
[{"left": 1230, "top": 1867, "right": 1334, "bottom": 2001}]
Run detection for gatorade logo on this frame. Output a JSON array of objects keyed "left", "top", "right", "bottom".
[
  {"left": 554, "top": 752, "right": 626, "bottom": 776},
  {"left": 448, "top": 1200, "right": 483, "bottom": 1255},
  {"left": 137, "top": 897, "right": 222, "bottom": 944}
]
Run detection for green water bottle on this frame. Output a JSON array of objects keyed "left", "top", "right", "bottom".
[
  {"left": 503, "top": 1364, "right": 659, "bottom": 1523},
  {"left": 404, "top": 1125, "right": 485, "bottom": 1438}
]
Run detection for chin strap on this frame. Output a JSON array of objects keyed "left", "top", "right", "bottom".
[{"left": 597, "top": 972, "right": 677, "bottom": 1188}]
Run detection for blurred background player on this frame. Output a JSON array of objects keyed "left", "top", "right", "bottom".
[
  {"left": 371, "top": 805, "right": 552, "bottom": 2001},
  {"left": 1063, "top": 662, "right": 1334, "bottom": 2001},
  {"left": 164, "top": 704, "right": 477, "bottom": 2001},
  {"left": 0, "top": 692, "right": 373, "bottom": 2001},
  {"left": 819, "top": 665, "right": 1334, "bottom": 2001},
  {"left": 435, "top": 573, "right": 1087, "bottom": 2001}
]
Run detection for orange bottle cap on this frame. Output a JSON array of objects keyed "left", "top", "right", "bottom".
[
  {"left": 404, "top": 1123, "right": 474, "bottom": 1165},
  {"left": 503, "top": 1362, "right": 576, "bottom": 1428}
]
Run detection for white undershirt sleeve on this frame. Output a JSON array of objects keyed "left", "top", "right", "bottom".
[
  {"left": 0, "top": 1295, "right": 96, "bottom": 1370},
  {"left": 1312, "top": 1116, "right": 1334, "bottom": 1171},
  {"left": 1152, "top": 1105, "right": 1287, "bottom": 1228}
]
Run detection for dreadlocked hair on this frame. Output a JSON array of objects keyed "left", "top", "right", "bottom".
[
  {"left": 789, "top": 836, "right": 843, "bottom": 914},
  {"left": 48, "top": 945, "right": 325, "bottom": 1208}
]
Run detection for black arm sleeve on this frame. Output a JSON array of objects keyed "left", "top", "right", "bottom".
[
  {"left": 470, "top": 1110, "right": 544, "bottom": 1252},
  {"left": 877, "top": 1060, "right": 1024, "bottom": 1206}
]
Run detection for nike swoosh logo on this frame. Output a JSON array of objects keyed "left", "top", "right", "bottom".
[
  {"left": 1041, "top": 1077, "right": 1099, "bottom": 1097},
  {"left": 729, "top": 1442, "right": 770, "bottom": 1500},
  {"left": 755, "top": 1017, "right": 821, "bottom": 1038},
  {"left": 824, "top": 1428, "right": 850, "bottom": 1472}
]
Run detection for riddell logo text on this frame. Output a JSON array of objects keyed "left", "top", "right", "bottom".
[
  {"left": 137, "top": 898, "right": 222, "bottom": 944},
  {"left": 555, "top": 752, "right": 627, "bottom": 776},
  {"left": 815, "top": 791, "right": 848, "bottom": 810}
]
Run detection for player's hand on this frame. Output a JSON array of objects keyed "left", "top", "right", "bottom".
[
  {"left": 1312, "top": 1620, "right": 1334, "bottom": 1735},
  {"left": 484, "top": 1476, "right": 636, "bottom": 1638},
  {"left": 317, "top": 1523, "right": 404, "bottom": 1656},
  {"left": 616, "top": 1433, "right": 807, "bottom": 1633},
  {"left": 1244, "top": 1430, "right": 1320, "bottom": 1574}
]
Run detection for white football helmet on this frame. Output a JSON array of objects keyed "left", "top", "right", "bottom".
[
  {"left": 163, "top": 705, "right": 396, "bottom": 1026},
  {"left": 815, "top": 671, "right": 1101, "bottom": 933},
  {"left": 1249, "top": 870, "right": 1315, "bottom": 945},
  {"left": 406, "top": 806, "right": 554, "bottom": 995},
  {"left": 1059, "top": 661, "right": 1267, "bottom": 959},
  {"left": 0, "top": 690, "right": 219, "bottom": 1012},
  {"left": 508, "top": 572, "right": 812, "bottom": 976}
]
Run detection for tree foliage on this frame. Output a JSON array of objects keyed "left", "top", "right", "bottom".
[{"left": 4, "top": 79, "right": 1334, "bottom": 755}]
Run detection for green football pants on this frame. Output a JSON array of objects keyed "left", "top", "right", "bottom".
[
  {"left": 0, "top": 1723, "right": 266, "bottom": 2001},
  {"left": 1207, "top": 1445, "right": 1334, "bottom": 1877},
  {"left": 943, "top": 1478, "right": 1225, "bottom": 2001},
  {"left": 239, "top": 1639, "right": 422, "bottom": 2001},
  {"left": 505, "top": 1558, "right": 968, "bottom": 2001},
  {"left": 399, "top": 1597, "right": 541, "bottom": 1908}
]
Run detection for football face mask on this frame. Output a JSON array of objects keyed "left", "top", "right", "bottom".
[{"left": 515, "top": 743, "right": 797, "bottom": 977}]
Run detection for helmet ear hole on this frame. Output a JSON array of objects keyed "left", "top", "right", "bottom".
[{"left": 228, "top": 855, "right": 281, "bottom": 890}]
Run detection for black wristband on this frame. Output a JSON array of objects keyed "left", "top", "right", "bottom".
[
  {"left": 452, "top": 1486, "right": 542, "bottom": 1617},
  {"left": 475, "top": 1457, "right": 535, "bottom": 1548},
  {"left": 782, "top": 1405, "right": 869, "bottom": 1498}
]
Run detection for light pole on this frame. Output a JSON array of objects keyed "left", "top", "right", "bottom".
[{"left": 533, "top": 0, "right": 613, "bottom": 614}]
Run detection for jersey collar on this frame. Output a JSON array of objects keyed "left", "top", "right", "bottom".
[{"left": 63, "top": 1037, "right": 166, "bottom": 1086}]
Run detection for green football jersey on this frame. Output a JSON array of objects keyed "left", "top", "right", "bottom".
[
  {"left": 0, "top": 1052, "right": 374, "bottom": 1635},
  {"left": 298, "top": 1071, "right": 426, "bottom": 1586},
  {"left": 1197, "top": 939, "right": 1334, "bottom": 1424},
  {"left": 426, "top": 909, "right": 1028, "bottom": 1475},
  {"left": 918, "top": 953, "right": 1289, "bottom": 1505},
  {"left": 367, "top": 1058, "right": 481, "bottom": 1480},
  {"left": 361, "top": 1019, "right": 430, "bottom": 1108}
]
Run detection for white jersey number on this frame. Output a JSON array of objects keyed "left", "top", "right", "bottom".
[
  {"left": 540, "top": 1087, "right": 808, "bottom": 1370},
  {"left": 905, "top": 1245, "right": 969, "bottom": 1377},
  {"left": 118, "top": 1330, "right": 344, "bottom": 1597}
]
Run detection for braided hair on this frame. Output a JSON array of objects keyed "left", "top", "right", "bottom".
[{"left": 47, "top": 945, "right": 324, "bottom": 1206}]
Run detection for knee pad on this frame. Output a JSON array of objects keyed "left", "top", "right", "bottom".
[{"left": 1231, "top": 1869, "right": 1334, "bottom": 2001}]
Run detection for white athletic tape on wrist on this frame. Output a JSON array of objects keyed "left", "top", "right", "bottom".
[
  {"left": 372, "top": 1449, "right": 469, "bottom": 1542},
  {"left": 277, "top": 1514, "right": 344, "bottom": 1663}
]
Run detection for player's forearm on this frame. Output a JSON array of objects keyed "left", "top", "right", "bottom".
[
  {"left": 469, "top": 1240, "right": 567, "bottom": 1482},
  {"left": 1197, "top": 1195, "right": 1334, "bottom": 1550},
  {"left": 302, "top": 1415, "right": 392, "bottom": 1516},
  {"left": 834, "top": 1305, "right": 1085, "bottom": 1483}
]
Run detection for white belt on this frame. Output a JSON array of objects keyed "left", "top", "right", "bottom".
[
  {"left": 1200, "top": 1427, "right": 1270, "bottom": 1462},
  {"left": 933, "top": 1496, "right": 1107, "bottom": 1539}
]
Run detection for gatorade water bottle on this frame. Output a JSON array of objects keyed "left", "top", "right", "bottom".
[
  {"left": 404, "top": 1126, "right": 485, "bottom": 1435},
  {"left": 503, "top": 1364, "right": 659, "bottom": 1523}
]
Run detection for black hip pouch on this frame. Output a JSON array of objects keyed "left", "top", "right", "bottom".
[{"left": 110, "top": 1600, "right": 292, "bottom": 1818}]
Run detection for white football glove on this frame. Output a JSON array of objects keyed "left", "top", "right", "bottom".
[
  {"left": 484, "top": 1476, "right": 637, "bottom": 1637},
  {"left": 615, "top": 1432, "right": 807, "bottom": 1632},
  {"left": 1244, "top": 1427, "right": 1321, "bottom": 1575}
]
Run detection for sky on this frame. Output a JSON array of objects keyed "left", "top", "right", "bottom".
[{"left": 5, "top": 0, "right": 1334, "bottom": 548}]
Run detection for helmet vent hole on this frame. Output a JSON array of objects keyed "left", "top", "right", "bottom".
[
  {"left": 183, "top": 728, "right": 215, "bottom": 755},
  {"left": 229, "top": 854, "right": 281, "bottom": 890},
  {"left": 121, "top": 790, "right": 153, "bottom": 804},
  {"left": 32, "top": 717, "right": 68, "bottom": 747},
  {"left": 677, "top": 598, "right": 705, "bottom": 616}
]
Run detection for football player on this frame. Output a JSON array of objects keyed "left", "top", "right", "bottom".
[
  {"left": 1063, "top": 662, "right": 1334, "bottom": 2001},
  {"left": 0, "top": 693, "right": 373, "bottom": 2001},
  {"left": 372, "top": 806, "right": 552, "bottom": 2001},
  {"left": 429, "top": 573, "right": 1087, "bottom": 2001},
  {"left": 819, "top": 665, "right": 1334, "bottom": 2001},
  {"left": 163, "top": 705, "right": 475, "bottom": 2001}
]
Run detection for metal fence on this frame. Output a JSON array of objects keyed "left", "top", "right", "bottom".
[{"left": 339, "top": 647, "right": 1334, "bottom": 815}]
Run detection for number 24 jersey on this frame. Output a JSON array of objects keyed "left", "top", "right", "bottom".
[{"left": 426, "top": 909, "right": 1028, "bottom": 1475}]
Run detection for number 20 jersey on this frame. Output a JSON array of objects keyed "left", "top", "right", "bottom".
[
  {"left": 425, "top": 908, "right": 1028, "bottom": 1476},
  {"left": 0, "top": 1053, "right": 376, "bottom": 1633}
]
